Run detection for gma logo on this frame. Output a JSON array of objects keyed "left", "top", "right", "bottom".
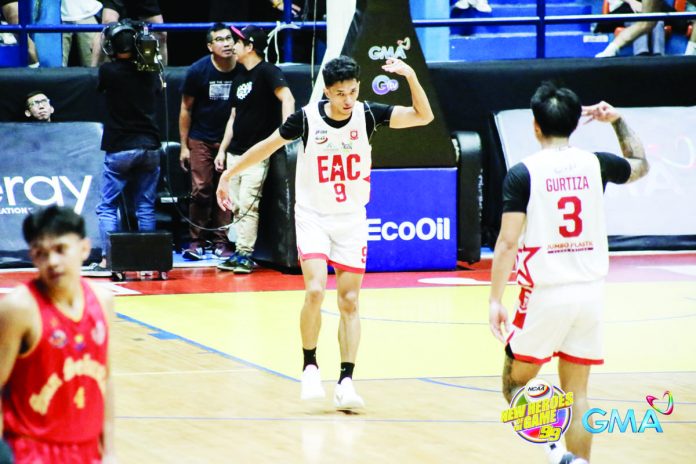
[{"left": 582, "top": 408, "right": 663, "bottom": 434}]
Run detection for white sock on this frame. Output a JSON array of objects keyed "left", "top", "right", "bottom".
[
  {"left": 685, "top": 41, "right": 696, "bottom": 56},
  {"left": 596, "top": 41, "right": 619, "bottom": 57},
  {"left": 545, "top": 442, "right": 568, "bottom": 464}
]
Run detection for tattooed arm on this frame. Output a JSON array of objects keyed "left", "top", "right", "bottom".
[{"left": 582, "top": 101, "right": 649, "bottom": 183}]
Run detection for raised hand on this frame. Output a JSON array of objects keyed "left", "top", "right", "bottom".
[
  {"left": 581, "top": 101, "right": 621, "bottom": 124},
  {"left": 382, "top": 58, "right": 415, "bottom": 78}
]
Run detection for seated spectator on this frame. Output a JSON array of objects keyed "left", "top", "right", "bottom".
[
  {"left": 62, "top": 0, "right": 102, "bottom": 66},
  {"left": 596, "top": 0, "right": 665, "bottom": 56},
  {"left": 686, "top": 0, "right": 696, "bottom": 55},
  {"left": 91, "top": 0, "right": 167, "bottom": 66},
  {"left": 596, "top": 0, "right": 664, "bottom": 57},
  {"left": 452, "top": 0, "right": 492, "bottom": 14},
  {"left": 24, "top": 91, "right": 53, "bottom": 122},
  {"left": 1, "top": 0, "right": 39, "bottom": 66}
]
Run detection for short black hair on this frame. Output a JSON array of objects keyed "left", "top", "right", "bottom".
[
  {"left": 322, "top": 56, "right": 360, "bottom": 87},
  {"left": 22, "top": 206, "right": 86, "bottom": 244},
  {"left": 207, "top": 22, "right": 232, "bottom": 43},
  {"left": 531, "top": 81, "right": 582, "bottom": 138},
  {"left": 25, "top": 90, "right": 46, "bottom": 109}
]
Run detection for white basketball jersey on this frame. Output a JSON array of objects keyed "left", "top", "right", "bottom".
[
  {"left": 295, "top": 102, "right": 373, "bottom": 214},
  {"left": 517, "top": 147, "right": 609, "bottom": 288}
]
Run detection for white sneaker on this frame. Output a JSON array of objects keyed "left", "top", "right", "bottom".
[
  {"left": 334, "top": 378, "right": 365, "bottom": 409},
  {"left": 452, "top": 0, "right": 470, "bottom": 10},
  {"left": 469, "top": 0, "right": 492, "bottom": 13},
  {"left": 595, "top": 48, "right": 617, "bottom": 58},
  {"left": 300, "top": 365, "right": 325, "bottom": 400},
  {"left": 559, "top": 453, "right": 588, "bottom": 464}
]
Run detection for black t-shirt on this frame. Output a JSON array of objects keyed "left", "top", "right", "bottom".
[
  {"left": 98, "top": 59, "right": 161, "bottom": 152},
  {"left": 181, "top": 55, "right": 240, "bottom": 143},
  {"left": 503, "top": 151, "right": 632, "bottom": 213},
  {"left": 278, "top": 100, "right": 394, "bottom": 145},
  {"left": 228, "top": 61, "right": 288, "bottom": 153}
]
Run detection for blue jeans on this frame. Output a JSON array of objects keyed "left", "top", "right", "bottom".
[{"left": 96, "top": 148, "right": 162, "bottom": 260}]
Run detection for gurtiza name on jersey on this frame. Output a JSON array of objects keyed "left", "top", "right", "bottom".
[
  {"left": 317, "top": 154, "right": 362, "bottom": 183},
  {"left": 545, "top": 176, "right": 589, "bottom": 192}
]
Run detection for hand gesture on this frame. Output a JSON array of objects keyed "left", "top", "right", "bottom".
[
  {"left": 382, "top": 58, "right": 415, "bottom": 78},
  {"left": 489, "top": 300, "right": 511, "bottom": 344},
  {"left": 581, "top": 101, "right": 621, "bottom": 124},
  {"left": 216, "top": 177, "right": 234, "bottom": 212}
]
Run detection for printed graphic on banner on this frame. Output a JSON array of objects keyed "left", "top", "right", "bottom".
[
  {"left": 340, "top": 0, "right": 455, "bottom": 168},
  {"left": 365, "top": 168, "right": 456, "bottom": 272},
  {"left": 502, "top": 378, "right": 574, "bottom": 444},
  {"left": 0, "top": 123, "right": 103, "bottom": 257},
  {"left": 582, "top": 390, "right": 673, "bottom": 434}
]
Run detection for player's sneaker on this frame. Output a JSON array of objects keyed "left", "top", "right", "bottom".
[
  {"left": 333, "top": 378, "right": 364, "bottom": 409},
  {"left": 559, "top": 453, "right": 588, "bottom": 464},
  {"left": 300, "top": 365, "right": 325, "bottom": 400}
]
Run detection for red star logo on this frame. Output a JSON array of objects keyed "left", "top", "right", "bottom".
[{"left": 516, "top": 246, "right": 540, "bottom": 287}]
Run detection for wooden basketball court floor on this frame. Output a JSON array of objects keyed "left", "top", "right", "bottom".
[{"left": 1, "top": 252, "right": 694, "bottom": 463}]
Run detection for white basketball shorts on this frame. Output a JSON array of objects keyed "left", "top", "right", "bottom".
[
  {"left": 295, "top": 204, "right": 368, "bottom": 273},
  {"left": 507, "top": 279, "right": 605, "bottom": 365}
]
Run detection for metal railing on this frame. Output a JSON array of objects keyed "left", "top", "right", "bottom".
[{"left": 2, "top": 0, "right": 696, "bottom": 66}]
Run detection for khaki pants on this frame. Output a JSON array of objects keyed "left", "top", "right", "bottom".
[
  {"left": 226, "top": 153, "right": 268, "bottom": 256},
  {"left": 62, "top": 16, "right": 99, "bottom": 66}
]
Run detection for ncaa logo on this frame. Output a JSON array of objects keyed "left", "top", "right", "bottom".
[{"left": 523, "top": 378, "right": 554, "bottom": 403}]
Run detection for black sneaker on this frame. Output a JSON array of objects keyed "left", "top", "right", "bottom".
[
  {"left": 82, "top": 262, "right": 112, "bottom": 278},
  {"left": 217, "top": 253, "right": 239, "bottom": 271},
  {"left": 233, "top": 254, "right": 254, "bottom": 274},
  {"left": 182, "top": 243, "right": 205, "bottom": 261}
]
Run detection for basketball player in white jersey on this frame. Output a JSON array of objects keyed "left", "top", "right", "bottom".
[
  {"left": 489, "top": 82, "right": 649, "bottom": 464},
  {"left": 216, "top": 55, "right": 433, "bottom": 409}
]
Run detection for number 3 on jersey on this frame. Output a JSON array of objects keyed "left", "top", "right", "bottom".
[{"left": 557, "top": 196, "right": 582, "bottom": 237}]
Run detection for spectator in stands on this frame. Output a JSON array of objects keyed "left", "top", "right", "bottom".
[
  {"left": 596, "top": 0, "right": 662, "bottom": 57},
  {"left": 595, "top": 0, "right": 665, "bottom": 56},
  {"left": 1, "top": 0, "right": 39, "bottom": 66},
  {"left": 209, "top": 0, "right": 300, "bottom": 22},
  {"left": 686, "top": 0, "right": 696, "bottom": 55},
  {"left": 215, "top": 25, "right": 295, "bottom": 274},
  {"left": 84, "top": 21, "right": 162, "bottom": 276},
  {"left": 452, "top": 0, "right": 492, "bottom": 14},
  {"left": 61, "top": 0, "right": 102, "bottom": 66},
  {"left": 179, "top": 23, "right": 240, "bottom": 262},
  {"left": 91, "top": 0, "right": 167, "bottom": 66},
  {"left": 24, "top": 91, "right": 54, "bottom": 122}
]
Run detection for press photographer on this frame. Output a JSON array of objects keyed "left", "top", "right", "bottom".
[{"left": 84, "top": 20, "right": 163, "bottom": 276}]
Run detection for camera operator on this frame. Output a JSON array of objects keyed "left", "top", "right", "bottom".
[{"left": 84, "top": 22, "right": 163, "bottom": 276}]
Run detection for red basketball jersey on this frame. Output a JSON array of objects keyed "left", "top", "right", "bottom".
[{"left": 2, "top": 279, "right": 109, "bottom": 444}]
